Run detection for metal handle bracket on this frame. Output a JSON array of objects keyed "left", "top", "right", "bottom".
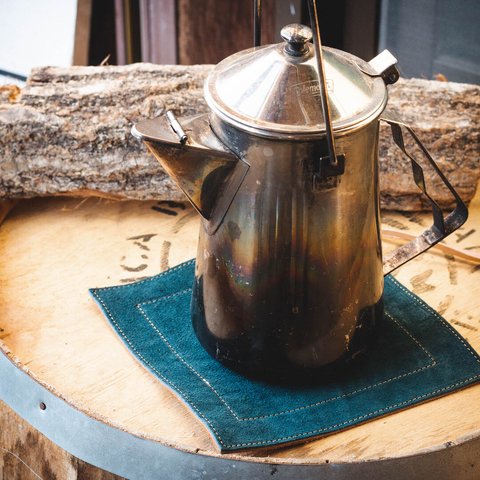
[
  {"left": 313, "top": 154, "right": 346, "bottom": 190},
  {"left": 381, "top": 117, "right": 468, "bottom": 274},
  {"left": 368, "top": 50, "right": 400, "bottom": 85}
]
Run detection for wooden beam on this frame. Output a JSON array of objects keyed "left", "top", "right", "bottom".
[
  {"left": 177, "top": 0, "right": 276, "bottom": 64},
  {"left": 140, "top": 0, "right": 177, "bottom": 64},
  {"left": 73, "top": 0, "right": 93, "bottom": 66}
]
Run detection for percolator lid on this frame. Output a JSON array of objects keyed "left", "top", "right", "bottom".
[{"left": 204, "top": 24, "right": 388, "bottom": 138}]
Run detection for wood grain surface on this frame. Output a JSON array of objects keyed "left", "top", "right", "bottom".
[
  {"left": 0, "top": 192, "right": 479, "bottom": 466},
  {"left": 177, "top": 0, "right": 276, "bottom": 64}
]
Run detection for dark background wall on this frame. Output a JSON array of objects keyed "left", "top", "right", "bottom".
[
  {"left": 87, "top": 0, "right": 479, "bottom": 83},
  {"left": 379, "top": 0, "right": 480, "bottom": 83}
]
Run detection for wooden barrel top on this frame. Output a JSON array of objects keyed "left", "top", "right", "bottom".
[{"left": 1, "top": 193, "right": 479, "bottom": 477}]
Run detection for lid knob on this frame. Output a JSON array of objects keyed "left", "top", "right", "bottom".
[{"left": 281, "top": 24, "right": 312, "bottom": 56}]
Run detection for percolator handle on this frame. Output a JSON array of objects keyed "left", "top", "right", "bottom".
[
  {"left": 253, "top": 0, "right": 343, "bottom": 171},
  {"left": 307, "top": 0, "right": 344, "bottom": 170},
  {"left": 253, "top": 0, "right": 262, "bottom": 47},
  {"left": 381, "top": 117, "right": 468, "bottom": 275}
]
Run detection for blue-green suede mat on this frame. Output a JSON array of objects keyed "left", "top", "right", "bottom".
[{"left": 90, "top": 259, "right": 480, "bottom": 452}]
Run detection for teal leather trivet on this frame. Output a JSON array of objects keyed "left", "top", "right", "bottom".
[{"left": 90, "top": 260, "right": 480, "bottom": 452}]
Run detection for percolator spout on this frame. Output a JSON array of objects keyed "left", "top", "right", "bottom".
[{"left": 132, "top": 112, "right": 249, "bottom": 233}]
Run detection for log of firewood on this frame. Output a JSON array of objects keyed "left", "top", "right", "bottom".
[{"left": 0, "top": 63, "right": 478, "bottom": 211}]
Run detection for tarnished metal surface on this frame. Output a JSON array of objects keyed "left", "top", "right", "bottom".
[
  {"left": 133, "top": 114, "right": 249, "bottom": 225},
  {"left": 132, "top": 23, "right": 467, "bottom": 382},
  {"left": 192, "top": 116, "right": 384, "bottom": 380}
]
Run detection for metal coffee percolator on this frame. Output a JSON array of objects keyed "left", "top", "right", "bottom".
[{"left": 133, "top": 1, "right": 467, "bottom": 382}]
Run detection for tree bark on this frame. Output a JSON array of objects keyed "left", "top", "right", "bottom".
[{"left": 0, "top": 64, "right": 478, "bottom": 210}]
